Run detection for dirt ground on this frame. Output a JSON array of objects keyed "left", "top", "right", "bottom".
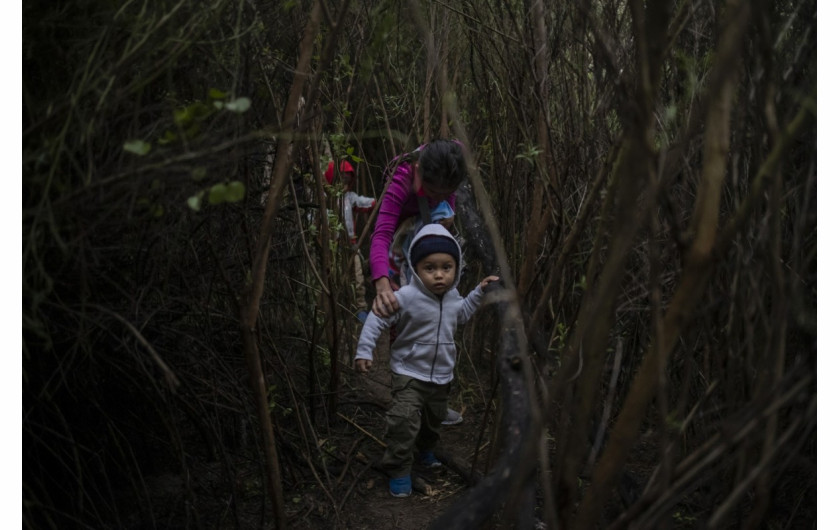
[
  {"left": 119, "top": 325, "right": 498, "bottom": 530},
  {"left": 329, "top": 333, "right": 497, "bottom": 530}
]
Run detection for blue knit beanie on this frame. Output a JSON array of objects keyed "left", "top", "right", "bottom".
[{"left": 411, "top": 235, "right": 459, "bottom": 269}]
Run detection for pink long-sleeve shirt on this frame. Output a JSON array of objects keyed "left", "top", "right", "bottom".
[{"left": 369, "top": 158, "right": 457, "bottom": 282}]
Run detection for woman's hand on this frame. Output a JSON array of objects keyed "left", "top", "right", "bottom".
[{"left": 372, "top": 276, "right": 400, "bottom": 318}]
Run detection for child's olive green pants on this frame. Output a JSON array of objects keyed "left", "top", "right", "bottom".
[{"left": 381, "top": 373, "right": 449, "bottom": 478}]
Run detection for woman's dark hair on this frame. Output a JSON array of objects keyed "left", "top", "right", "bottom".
[{"left": 418, "top": 139, "right": 466, "bottom": 189}]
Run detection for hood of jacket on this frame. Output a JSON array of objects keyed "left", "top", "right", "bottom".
[{"left": 406, "top": 223, "right": 463, "bottom": 294}]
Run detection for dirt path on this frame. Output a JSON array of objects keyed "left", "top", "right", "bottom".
[{"left": 337, "top": 333, "right": 493, "bottom": 529}]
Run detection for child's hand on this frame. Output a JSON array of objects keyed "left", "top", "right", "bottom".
[
  {"left": 480, "top": 275, "right": 500, "bottom": 291},
  {"left": 355, "top": 358, "right": 372, "bottom": 373}
]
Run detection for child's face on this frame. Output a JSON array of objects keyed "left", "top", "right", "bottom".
[{"left": 415, "top": 253, "right": 457, "bottom": 296}]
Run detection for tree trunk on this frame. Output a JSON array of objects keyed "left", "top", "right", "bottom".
[{"left": 240, "top": 3, "right": 323, "bottom": 527}]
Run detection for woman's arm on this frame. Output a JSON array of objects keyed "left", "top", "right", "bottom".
[
  {"left": 369, "top": 163, "right": 415, "bottom": 317},
  {"left": 369, "top": 163, "right": 413, "bottom": 281}
]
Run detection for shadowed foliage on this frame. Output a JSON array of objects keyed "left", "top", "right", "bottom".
[{"left": 23, "top": 0, "right": 815, "bottom": 528}]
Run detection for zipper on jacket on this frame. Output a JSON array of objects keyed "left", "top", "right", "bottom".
[{"left": 429, "top": 297, "right": 443, "bottom": 378}]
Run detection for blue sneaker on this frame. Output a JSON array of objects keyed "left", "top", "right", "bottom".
[
  {"left": 389, "top": 475, "right": 412, "bottom": 497},
  {"left": 418, "top": 451, "right": 442, "bottom": 468},
  {"left": 356, "top": 311, "right": 369, "bottom": 323}
]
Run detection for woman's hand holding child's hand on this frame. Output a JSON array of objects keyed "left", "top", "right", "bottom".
[{"left": 372, "top": 277, "right": 400, "bottom": 317}]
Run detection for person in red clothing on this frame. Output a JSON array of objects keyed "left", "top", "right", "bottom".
[{"left": 324, "top": 160, "right": 376, "bottom": 322}]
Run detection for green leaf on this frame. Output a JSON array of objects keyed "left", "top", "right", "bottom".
[
  {"left": 187, "top": 194, "right": 202, "bottom": 212},
  {"left": 123, "top": 139, "right": 151, "bottom": 156},
  {"left": 225, "top": 181, "right": 245, "bottom": 202},
  {"left": 175, "top": 101, "right": 214, "bottom": 125},
  {"left": 208, "top": 87, "right": 227, "bottom": 100},
  {"left": 157, "top": 130, "right": 177, "bottom": 145},
  {"left": 225, "top": 97, "right": 251, "bottom": 113},
  {"left": 174, "top": 107, "right": 192, "bottom": 125},
  {"left": 664, "top": 104, "right": 677, "bottom": 124},
  {"left": 189, "top": 101, "right": 214, "bottom": 121},
  {"left": 208, "top": 183, "right": 227, "bottom": 205}
]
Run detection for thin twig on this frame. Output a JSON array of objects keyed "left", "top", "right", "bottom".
[
  {"left": 93, "top": 304, "right": 180, "bottom": 392},
  {"left": 337, "top": 412, "right": 387, "bottom": 448}
]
